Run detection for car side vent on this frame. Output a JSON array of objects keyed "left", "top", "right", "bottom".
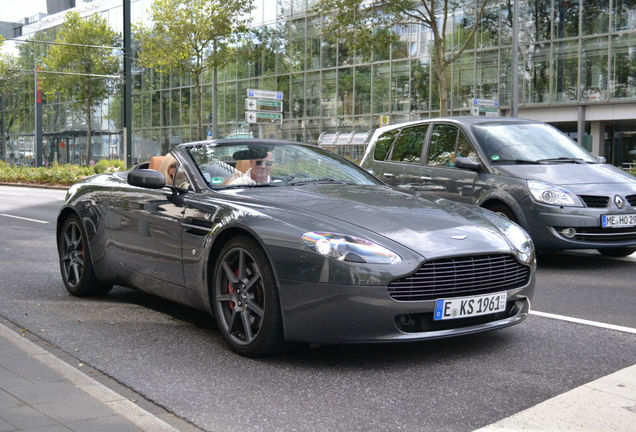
[
  {"left": 626, "top": 194, "right": 636, "bottom": 207},
  {"left": 387, "top": 254, "right": 530, "bottom": 301},
  {"left": 579, "top": 195, "right": 609, "bottom": 208}
]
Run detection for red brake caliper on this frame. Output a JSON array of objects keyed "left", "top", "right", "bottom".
[{"left": 228, "top": 269, "right": 238, "bottom": 310}]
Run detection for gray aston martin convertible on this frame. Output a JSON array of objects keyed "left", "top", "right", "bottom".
[{"left": 57, "top": 139, "right": 536, "bottom": 357}]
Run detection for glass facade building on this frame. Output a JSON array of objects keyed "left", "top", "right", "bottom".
[{"left": 2, "top": 0, "right": 636, "bottom": 167}]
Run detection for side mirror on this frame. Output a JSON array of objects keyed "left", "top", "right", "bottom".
[
  {"left": 455, "top": 157, "right": 482, "bottom": 172},
  {"left": 596, "top": 156, "right": 606, "bottom": 164},
  {"left": 127, "top": 169, "right": 166, "bottom": 189}
]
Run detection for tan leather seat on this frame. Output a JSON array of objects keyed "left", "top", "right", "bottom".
[
  {"left": 148, "top": 156, "right": 164, "bottom": 172},
  {"left": 235, "top": 159, "right": 250, "bottom": 174}
]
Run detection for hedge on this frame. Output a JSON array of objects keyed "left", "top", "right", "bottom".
[{"left": 0, "top": 160, "right": 125, "bottom": 186}]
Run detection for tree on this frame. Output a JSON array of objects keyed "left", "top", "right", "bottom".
[
  {"left": 136, "top": 0, "right": 253, "bottom": 141},
  {"left": 1, "top": 38, "right": 27, "bottom": 161},
  {"left": 316, "top": 0, "right": 488, "bottom": 116},
  {"left": 0, "top": 37, "right": 19, "bottom": 99},
  {"left": 41, "top": 12, "right": 119, "bottom": 165},
  {"left": 0, "top": 37, "right": 8, "bottom": 87}
]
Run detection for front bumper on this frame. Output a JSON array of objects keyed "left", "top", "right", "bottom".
[
  {"left": 524, "top": 204, "right": 636, "bottom": 251},
  {"left": 277, "top": 273, "right": 535, "bottom": 344}
]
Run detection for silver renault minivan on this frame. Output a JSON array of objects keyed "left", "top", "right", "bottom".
[{"left": 360, "top": 117, "right": 636, "bottom": 256}]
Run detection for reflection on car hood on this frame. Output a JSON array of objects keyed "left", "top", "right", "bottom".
[
  {"left": 235, "top": 184, "right": 512, "bottom": 258},
  {"left": 494, "top": 163, "right": 636, "bottom": 185}
]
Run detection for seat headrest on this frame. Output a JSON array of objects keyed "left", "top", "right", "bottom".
[{"left": 148, "top": 156, "right": 164, "bottom": 171}]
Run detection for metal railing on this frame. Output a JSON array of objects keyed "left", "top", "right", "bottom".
[{"left": 317, "top": 131, "right": 373, "bottom": 163}]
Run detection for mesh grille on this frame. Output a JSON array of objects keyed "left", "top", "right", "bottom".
[
  {"left": 388, "top": 254, "right": 530, "bottom": 301},
  {"left": 579, "top": 195, "right": 609, "bottom": 208}
]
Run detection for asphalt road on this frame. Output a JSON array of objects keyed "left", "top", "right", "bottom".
[{"left": 0, "top": 185, "right": 634, "bottom": 432}]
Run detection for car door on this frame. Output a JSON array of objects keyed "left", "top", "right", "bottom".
[
  {"left": 108, "top": 160, "right": 187, "bottom": 287},
  {"left": 422, "top": 123, "right": 481, "bottom": 203},
  {"left": 372, "top": 125, "right": 436, "bottom": 194}
]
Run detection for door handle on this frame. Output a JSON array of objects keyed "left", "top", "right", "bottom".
[
  {"left": 419, "top": 176, "right": 432, "bottom": 181},
  {"left": 382, "top": 173, "right": 393, "bottom": 178}
]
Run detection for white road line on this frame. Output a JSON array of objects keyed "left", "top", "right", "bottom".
[
  {"left": 0, "top": 213, "right": 50, "bottom": 224},
  {"left": 531, "top": 310, "right": 636, "bottom": 335},
  {"left": 473, "top": 363, "right": 636, "bottom": 432}
]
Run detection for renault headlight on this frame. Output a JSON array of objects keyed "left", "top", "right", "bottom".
[
  {"left": 301, "top": 232, "right": 401, "bottom": 264},
  {"left": 527, "top": 180, "right": 582, "bottom": 207},
  {"left": 500, "top": 222, "right": 534, "bottom": 264}
]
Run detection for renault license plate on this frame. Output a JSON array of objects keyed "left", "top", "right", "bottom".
[
  {"left": 601, "top": 213, "right": 636, "bottom": 228},
  {"left": 434, "top": 292, "right": 507, "bottom": 321}
]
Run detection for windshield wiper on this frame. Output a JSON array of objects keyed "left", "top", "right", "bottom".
[
  {"left": 219, "top": 183, "right": 281, "bottom": 189},
  {"left": 491, "top": 159, "right": 541, "bottom": 164},
  {"left": 289, "top": 177, "right": 354, "bottom": 185},
  {"left": 535, "top": 157, "right": 585, "bottom": 164}
]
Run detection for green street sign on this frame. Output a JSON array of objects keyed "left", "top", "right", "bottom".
[
  {"left": 246, "top": 111, "right": 283, "bottom": 124},
  {"left": 246, "top": 98, "right": 283, "bottom": 112}
]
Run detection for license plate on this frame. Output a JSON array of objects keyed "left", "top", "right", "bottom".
[
  {"left": 601, "top": 213, "right": 636, "bottom": 228},
  {"left": 434, "top": 292, "right": 507, "bottom": 321}
]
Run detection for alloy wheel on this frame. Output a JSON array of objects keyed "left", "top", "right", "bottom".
[
  {"left": 215, "top": 247, "right": 266, "bottom": 346},
  {"left": 61, "top": 220, "right": 84, "bottom": 288}
]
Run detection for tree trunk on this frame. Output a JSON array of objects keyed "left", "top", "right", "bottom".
[
  {"left": 432, "top": 41, "right": 449, "bottom": 117},
  {"left": 212, "top": 66, "right": 218, "bottom": 139},
  {"left": 86, "top": 99, "right": 92, "bottom": 166},
  {"left": 436, "top": 65, "right": 449, "bottom": 117},
  {"left": 195, "top": 74, "right": 203, "bottom": 141}
]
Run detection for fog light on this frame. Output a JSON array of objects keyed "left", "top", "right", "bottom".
[
  {"left": 561, "top": 227, "right": 576, "bottom": 238},
  {"left": 397, "top": 314, "right": 414, "bottom": 327}
]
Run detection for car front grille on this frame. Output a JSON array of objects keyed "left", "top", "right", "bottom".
[
  {"left": 579, "top": 195, "right": 609, "bottom": 208},
  {"left": 557, "top": 226, "right": 636, "bottom": 242},
  {"left": 627, "top": 194, "right": 636, "bottom": 207},
  {"left": 387, "top": 254, "right": 531, "bottom": 302}
]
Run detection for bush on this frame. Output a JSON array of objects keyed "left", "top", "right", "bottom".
[
  {"left": 93, "top": 158, "right": 125, "bottom": 174},
  {"left": 0, "top": 162, "right": 96, "bottom": 186}
]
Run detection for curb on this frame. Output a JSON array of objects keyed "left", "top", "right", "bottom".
[
  {"left": 0, "top": 182, "right": 69, "bottom": 190},
  {"left": 0, "top": 320, "right": 185, "bottom": 432}
]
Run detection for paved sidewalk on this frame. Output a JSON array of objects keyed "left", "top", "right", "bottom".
[{"left": 0, "top": 321, "right": 181, "bottom": 432}]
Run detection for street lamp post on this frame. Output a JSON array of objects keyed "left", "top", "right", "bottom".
[
  {"left": 511, "top": 0, "right": 519, "bottom": 117},
  {"left": 123, "top": 0, "right": 132, "bottom": 167}
]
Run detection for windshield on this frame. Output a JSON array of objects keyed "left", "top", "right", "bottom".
[
  {"left": 187, "top": 141, "right": 381, "bottom": 189},
  {"left": 472, "top": 123, "right": 596, "bottom": 164}
]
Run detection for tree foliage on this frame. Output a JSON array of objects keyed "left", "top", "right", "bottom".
[
  {"left": 41, "top": 12, "right": 119, "bottom": 164},
  {"left": 316, "top": 0, "right": 488, "bottom": 116},
  {"left": 0, "top": 37, "right": 15, "bottom": 95},
  {"left": 136, "top": 0, "right": 253, "bottom": 141}
]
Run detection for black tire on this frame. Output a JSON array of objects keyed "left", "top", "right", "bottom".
[
  {"left": 485, "top": 202, "right": 519, "bottom": 223},
  {"left": 212, "top": 236, "right": 284, "bottom": 357},
  {"left": 58, "top": 215, "right": 112, "bottom": 297},
  {"left": 597, "top": 247, "right": 636, "bottom": 257}
]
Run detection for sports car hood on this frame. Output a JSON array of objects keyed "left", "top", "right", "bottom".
[
  {"left": 233, "top": 184, "right": 512, "bottom": 258},
  {"left": 493, "top": 163, "right": 636, "bottom": 186}
]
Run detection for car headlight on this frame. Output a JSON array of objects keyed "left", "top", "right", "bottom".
[
  {"left": 527, "top": 180, "right": 582, "bottom": 207},
  {"left": 500, "top": 222, "right": 534, "bottom": 264},
  {"left": 301, "top": 232, "right": 402, "bottom": 264}
]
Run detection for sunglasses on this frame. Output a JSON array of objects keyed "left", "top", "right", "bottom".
[{"left": 254, "top": 160, "right": 273, "bottom": 167}]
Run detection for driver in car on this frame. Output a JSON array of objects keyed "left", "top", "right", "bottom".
[{"left": 231, "top": 151, "right": 274, "bottom": 185}]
